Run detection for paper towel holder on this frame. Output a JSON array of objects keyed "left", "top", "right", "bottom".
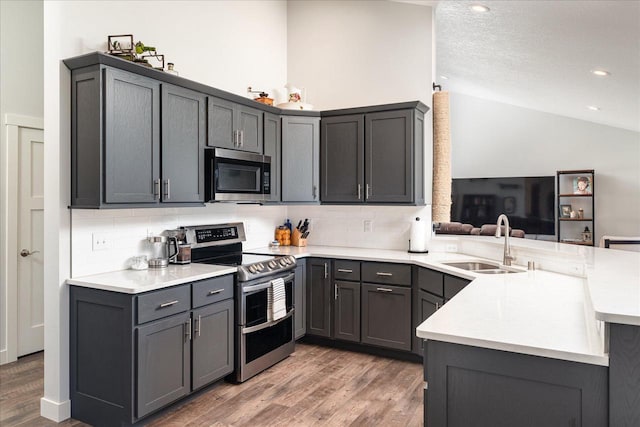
[{"left": 408, "top": 216, "right": 429, "bottom": 254}]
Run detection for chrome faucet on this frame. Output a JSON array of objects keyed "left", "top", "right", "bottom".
[{"left": 495, "top": 214, "right": 516, "bottom": 266}]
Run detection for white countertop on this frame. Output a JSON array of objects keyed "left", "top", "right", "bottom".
[{"left": 66, "top": 263, "right": 237, "bottom": 294}]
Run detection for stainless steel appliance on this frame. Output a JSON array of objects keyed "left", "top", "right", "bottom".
[
  {"left": 147, "top": 235, "right": 178, "bottom": 268},
  {"left": 205, "top": 148, "right": 271, "bottom": 202},
  {"left": 176, "top": 222, "right": 296, "bottom": 383}
]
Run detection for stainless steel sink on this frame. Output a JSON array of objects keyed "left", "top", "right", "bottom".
[
  {"left": 442, "top": 261, "right": 522, "bottom": 274},
  {"left": 443, "top": 261, "right": 500, "bottom": 271}
]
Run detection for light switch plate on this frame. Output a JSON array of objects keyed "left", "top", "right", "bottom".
[
  {"left": 363, "top": 220, "right": 373, "bottom": 233},
  {"left": 92, "top": 233, "right": 112, "bottom": 251}
]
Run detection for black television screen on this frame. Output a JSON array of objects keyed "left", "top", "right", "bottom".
[{"left": 451, "top": 176, "right": 556, "bottom": 236}]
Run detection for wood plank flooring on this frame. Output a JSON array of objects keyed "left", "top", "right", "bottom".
[{"left": 0, "top": 344, "right": 423, "bottom": 426}]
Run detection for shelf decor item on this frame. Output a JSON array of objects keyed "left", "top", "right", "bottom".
[{"left": 557, "top": 169, "right": 595, "bottom": 246}]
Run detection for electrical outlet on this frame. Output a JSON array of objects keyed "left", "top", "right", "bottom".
[
  {"left": 363, "top": 220, "right": 373, "bottom": 233},
  {"left": 445, "top": 244, "right": 458, "bottom": 252},
  {"left": 92, "top": 233, "right": 112, "bottom": 251}
]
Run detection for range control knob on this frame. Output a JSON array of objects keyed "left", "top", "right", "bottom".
[
  {"left": 288, "top": 256, "right": 296, "bottom": 264},
  {"left": 268, "top": 260, "right": 277, "bottom": 269},
  {"left": 248, "top": 265, "right": 257, "bottom": 273},
  {"left": 256, "top": 263, "right": 264, "bottom": 271},
  {"left": 279, "top": 259, "right": 287, "bottom": 267}
]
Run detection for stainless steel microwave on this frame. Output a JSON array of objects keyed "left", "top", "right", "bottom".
[{"left": 205, "top": 148, "right": 271, "bottom": 202}]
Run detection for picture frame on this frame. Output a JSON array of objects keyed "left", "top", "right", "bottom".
[
  {"left": 503, "top": 196, "right": 516, "bottom": 214},
  {"left": 560, "top": 204, "right": 572, "bottom": 218},
  {"left": 573, "top": 176, "right": 592, "bottom": 195}
]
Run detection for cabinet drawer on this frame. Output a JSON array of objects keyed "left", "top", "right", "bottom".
[
  {"left": 362, "top": 262, "right": 411, "bottom": 286},
  {"left": 192, "top": 274, "right": 234, "bottom": 308},
  {"left": 444, "top": 275, "right": 471, "bottom": 300},
  {"left": 137, "top": 284, "right": 191, "bottom": 324},
  {"left": 418, "top": 268, "right": 444, "bottom": 296},
  {"left": 334, "top": 260, "right": 361, "bottom": 281}
]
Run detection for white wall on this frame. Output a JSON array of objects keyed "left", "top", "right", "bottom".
[
  {"left": 0, "top": 0, "right": 44, "bottom": 363},
  {"left": 42, "top": 0, "right": 287, "bottom": 420},
  {"left": 449, "top": 92, "right": 640, "bottom": 242}
]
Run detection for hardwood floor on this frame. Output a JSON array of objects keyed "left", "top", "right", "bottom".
[{"left": 0, "top": 344, "right": 424, "bottom": 426}]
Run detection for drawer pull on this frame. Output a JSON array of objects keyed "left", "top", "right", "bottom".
[
  {"left": 337, "top": 269, "right": 353, "bottom": 273},
  {"left": 376, "top": 272, "right": 393, "bottom": 277},
  {"left": 185, "top": 318, "right": 192, "bottom": 341},
  {"left": 159, "top": 300, "right": 179, "bottom": 308},
  {"left": 207, "top": 289, "right": 224, "bottom": 296},
  {"left": 376, "top": 287, "right": 393, "bottom": 293}
]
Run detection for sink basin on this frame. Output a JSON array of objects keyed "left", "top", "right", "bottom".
[
  {"left": 443, "top": 261, "right": 500, "bottom": 271},
  {"left": 442, "top": 261, "right": 522, "bottom": 274}
]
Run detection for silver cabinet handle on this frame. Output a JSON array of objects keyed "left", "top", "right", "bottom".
[
  {"left": 324, "top": 263, "right": 328, "bottom": 279},
  {"left": 163, "top": 179, "right": 170, "bottom": 200},
  {"left": 366, "top": 184, "right": 370, "bottom": 200},
  {"left": 376, "top": 272, "right": 393, "bottom": 277},
  {"left": 240, "top": 130, "right": 244, "bottom": 147},
  {"left": 376, "top": 287, "right": 393, "bottom": 293},
  {"left": 334, "top": 283, "right": 338, "bottom": 300},
  {"left": 435, "top": 302, "right": 440, "bottom": 310},
  {"left": 159, "top": 300, "right": 179, "bottom": 308},
  {"left": 185, "top": 318, "right": 192, "bottom": 341},
  {"left": 337, "top": 269, "right": 353, "bottom": 273},
  {"left": 233, "top": 130, "right": 238, "bottom": 147},
  {"left": 357, "top": 184, "right": 361, "bottom": 200},
  {"left": 313, "top": 185, "right": 317, "bottom": 199},
  {"left": 207, "top": 289, "right": 224, "bottom": 296},
  {"left": 20, "top": 249, "right": 40, "bottom": 257},
  {"left": 195, "top": 315, "right": 201, "bottom": 337},
  {"left": 153, "top": 179, "right": 160, "bottom": 199}
]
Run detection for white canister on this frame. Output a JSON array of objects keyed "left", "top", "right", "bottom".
[{"left": 409, "top": 217, "right": 428, "bottom": 253}]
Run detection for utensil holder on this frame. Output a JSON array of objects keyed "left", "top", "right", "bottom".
[{"left": 291, "top": 229, "right": 307, "bottom": 247}]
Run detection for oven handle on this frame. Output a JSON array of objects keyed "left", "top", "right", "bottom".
[
  {"left": 242, "top": 272, "right": 295, "bottom": 293},
  {"left": 241, "top": 308, "right": 294, "bottom": 335}
]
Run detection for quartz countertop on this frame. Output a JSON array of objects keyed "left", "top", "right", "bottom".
[{"left": 66, "top": 263, "right": 237, "bottom": 294}]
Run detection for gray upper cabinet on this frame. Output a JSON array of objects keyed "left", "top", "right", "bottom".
[
  {"left": 282, "top": 116, "right": 320, "bottom": 203},
  {"left": 207, "top": 97, "right": 263, "bottom": 153},
  {"left": 161, "top": 84, "right": 206, "bottom": 203},
  {"left": 321, "top": 115, "right": 364, "bottom": 203},
  {"left": 264, "top": 112, "right": 282, "bottom": 202},
  {"left": 104, "top": 68, "right": 161, "bottom": 204},
  {"left": 320, "top": 103, "right": 426, "bottom": 205}
]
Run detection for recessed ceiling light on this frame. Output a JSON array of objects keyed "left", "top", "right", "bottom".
[
  {"left": 440, "top": 75, "right": 449, "bottom": 80},
  {"left": 470, "top": 4, "right": 490, "bottom": 12},
  {"left": 587, "top": 105, "right": 601, "bottom": 111},
  {"left": 591, "top": 69, "right": 611, "bottom": 77}
]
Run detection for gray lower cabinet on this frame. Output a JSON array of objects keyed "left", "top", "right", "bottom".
[
  {"left": 282, "top": 116, "right": 320, "bottom": 202},
  {"left": 444, "top": 275, "right": 470, "bottom": 300},
  {"left": 137, "top": 312, "right": 191, "bottom": 418},
  {"left": 70, "top": 274, "right": 234, "bottom": 426},
  {"left": 306, "top": 258, "right": 331, "bottom": 337},
  {"left": 320, "top": 103, "right": 426, "bottom": 205},
  {"left": 334, "top": 280, "right": 361, "bottom": 342},
  {"left": 263, "top": 112, "right": 282, "bottom": 202},
  {"left": 294, "top": 259, "right": 307, "bottom": 339},
  {"left": 361, "top": 283, "right": 412, "bottom": 351},
  {"left": 161, "top": 84, "right": 206, "bottom": 203},
  {"left": 425, "top": 340, "right": 608, "bottom": 427},
  {"left": 207, "top": 97, "right": 263, "bottom": 153},
  {"left": 413, "top": 290, "right": 444, "bottom": 355}
]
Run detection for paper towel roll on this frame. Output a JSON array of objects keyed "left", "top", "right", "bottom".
[{"left": 410, "top": 217, "right": 427, "bottom": 252}]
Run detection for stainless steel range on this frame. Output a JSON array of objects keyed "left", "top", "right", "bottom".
[{"left": 173, "top": 223, "right": 296, "bottom": 383}]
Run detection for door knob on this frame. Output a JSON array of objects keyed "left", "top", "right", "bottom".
[{"left": 20, "top": 249, "right": 40, "bottom": 257}]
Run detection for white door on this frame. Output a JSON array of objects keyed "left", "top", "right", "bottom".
[{"left": 17, "top": 127, "right": 44, "bottom": 356}]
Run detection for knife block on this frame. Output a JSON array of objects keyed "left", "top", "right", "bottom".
[{"left": 291, "top": 229, "right": 307, "bottom": 247}]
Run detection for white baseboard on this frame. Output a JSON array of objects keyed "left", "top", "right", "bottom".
[
  {"left": 40, "top": 397, "right": 71, "bottom": 422},
  {"left": 0, "top": 349, "right": 6, "bottom": 365}
]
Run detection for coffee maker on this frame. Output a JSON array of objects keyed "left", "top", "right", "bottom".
[{"left": 163, "top": 229, "right": 192, "bottom": 264}]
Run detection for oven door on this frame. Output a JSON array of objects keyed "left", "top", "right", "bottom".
[
  {"left": 240, "top": 272, "right": 294, "bottom": 328},
  {"left": 206, "top": 148, "right": 271, "bottom": 202}
]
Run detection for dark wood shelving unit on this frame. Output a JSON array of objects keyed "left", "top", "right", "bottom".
[{"left": 557, "top": 169, "right": 595, "bottom": 246}]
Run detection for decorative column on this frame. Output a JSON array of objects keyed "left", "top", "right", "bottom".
[{"left": 432, "top": 91, "right": 451, "bottom": 222}]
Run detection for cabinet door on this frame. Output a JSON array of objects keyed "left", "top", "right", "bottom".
[
  {"left": 136, "top": 312, "right": 190, "bottom": 418},
  {"left": 264, "top": 113, "right": 281, "bottom": 202},
  {"left": 161, "top": 84, "right": 205, "bottom": 203},
  {"left": 104, "top": 68, "right": 160, "bottom": 204},
  {"left": 207, "top": 97, "right": 235, "bottom": 149},
  {"left": 365, "top": 110, "right": 413, "bottom": 203},
  {"left": 444, "top": 275, "right": 470, "bottom": 300},
  {"left": 361, "top": 283, "right": 411, "bottom": 351},
  {"left": 306, "top": 258, "right": 331, "bottom": 337},
  {"left": 321, "top": 115, "right": 364, "bottom": 203},
  {"left": 282, "top": 116, "right": 320, "bottom": 202},
  {"left": 413, "top": 290, "right": 444, "bottom": 355},
  {"left": 294, "top": 260, "right": 307, "bottom": 339},
  {"left": 192, "top": 299, "right": 234, "bottom": 390},
  {"left": 334, "top": 281, "right": 360, "bottom": 342},
  {"left": 237, "top": 105, "right": 263, "bottom": 153}
]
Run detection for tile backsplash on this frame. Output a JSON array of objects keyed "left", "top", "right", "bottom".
[{"left": 71, "top": 204, "right": 432, "bottom": 277}]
